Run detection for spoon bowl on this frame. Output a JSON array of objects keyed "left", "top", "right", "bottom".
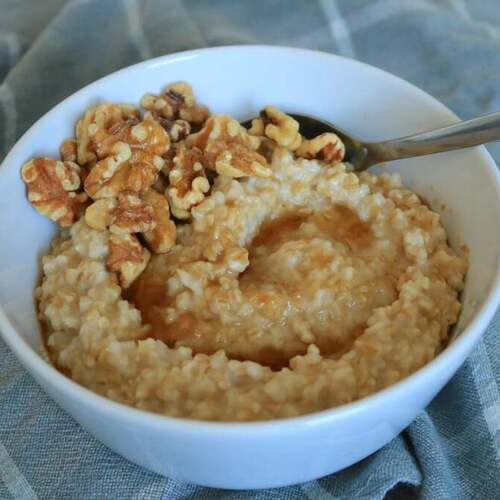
[{"left": 245, "top": 110, "right": 500, "bottom": 171}]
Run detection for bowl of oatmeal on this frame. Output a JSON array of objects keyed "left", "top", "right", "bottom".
[{"left": 0, "top": 46, "right": 499, "bottom": 489}]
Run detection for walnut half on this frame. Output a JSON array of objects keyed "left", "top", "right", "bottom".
[
  {"left": 110, "top": 193, "right": 156, "bottom": 234},
  {"left": 187, "top": 115, "right": 271, "bottom": 179},
  {"left": 21, "top": 158, "right": 88, "bottom": 227},
  {"left": 85, "top": 192, "right": 156, "bottom": 235},
  {"left": 76, "top": 103, "right": 140, "bottom": 165},
  {"left": 85, "top": 190, "right": 175, "bottom": 254},
  {"left": 84, "top": 142, "right": 163, "bottom": 199}
]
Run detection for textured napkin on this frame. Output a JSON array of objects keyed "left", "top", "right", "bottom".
[{"left": 1, "top": 1, "right": 499, "bottom": 498}]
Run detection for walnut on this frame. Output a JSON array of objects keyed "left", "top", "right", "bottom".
[
  {"left": 151, "top": 171, "right": 169, "bottom": 193},
  {"left": 106, "top": 233, "right": 150, "bottom": 288},
  {"left": 84, "top": 142, "right": 163, "bottom": 199},
  {"left": 179, "top": 102, "right": 210, "bottom": 126},
  {"left": 248, "top": 117, "right": 265, "bottom": 136},
  {"left": 250, "top": 107, "right": 302, "bottom": 151},
  {"left": 141, "top": 82, "right": 209, "bottom": 126},
  {"left": 21, "top": 158, "right": 88, "bottom": 227},
  {"left": 188, "top": 114, "right": 259, "bottom": 150},
  {"left": 256, "top": 137, "right": 279, "bottom": 163},
  {"left": 205, "top": 140, "right": 271, "bottom": 178},
  {"left": 60, "top": 139, "right": 78, "bottom": 162},
  {"left": 85, "top": 191, "right": 174, "bottom": 253},
  {"left": 141, "top": 93, "right": 171, "bottom": 119},
  {"left": 186, "top": 115, "right": 271, "bottom": 179},
  {"left": 163, "top": 120, "right": 191, "bottom": 142},
  {"left": 145, "top": 111, "right": 191, "bottom": 144},
  {"left": 110, "top": 193, "right": 156, "bottom": 234},
  {"left": 161, "top": 144, "right": 178, "bottom": 175},
  {"left": 142, "top": 189, "right": 176, "bottom": 253},
  {"left": 83, "top": 115, "right": 169, "bottom": 199},
  {"left": 84, "top": 198, "right": 117, "bottom": 230},
  {"left": 60, "top": 138, "right": 92, "bottom": 183},
  {"left": 296, "top": 133, "right": 345, "bottom": 164},
  {"left": 85, "top": 193, "right": 155, "bottom": 234},
  {"left": 76, "top": 103, "right": 139, "bottom": 165},
  {"left": 96, "top": 114, "right": 170, "bottom": 160},
  {"left": 166, "top": 146, "right": 210, "bottom": 219},
  {"left": 83, "top": 142, "right": 130, "bottom": 198}
]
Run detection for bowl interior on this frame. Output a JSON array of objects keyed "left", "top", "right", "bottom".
[{"left": 0, "top": 46, "right": 499, "bottom": 359}]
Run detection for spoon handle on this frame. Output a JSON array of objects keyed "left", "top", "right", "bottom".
[{"left": 366, "top": 111, "right": 500, "bottom": 165}]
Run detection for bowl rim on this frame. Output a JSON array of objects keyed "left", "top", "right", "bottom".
[{"left": 1, "top": 44, "right": 500, "bottom": 434}]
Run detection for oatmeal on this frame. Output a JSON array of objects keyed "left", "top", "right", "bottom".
[{"left": 23, "top": 83, "right": 467, "bottom": 421}]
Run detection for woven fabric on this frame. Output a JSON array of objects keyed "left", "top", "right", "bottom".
[{"left": 1, "top": 1, "right": 499, "bottom": 498}]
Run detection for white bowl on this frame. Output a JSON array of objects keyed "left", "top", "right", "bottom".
[{"left": 1, "top": 46, "right": 499, "bottom": 489}]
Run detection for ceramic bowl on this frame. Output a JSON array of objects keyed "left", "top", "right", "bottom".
[{"left": 1, "top": 46, "right": 499, "bottom": 489}]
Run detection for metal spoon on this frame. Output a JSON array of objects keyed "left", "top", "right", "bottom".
[{"left": 244, "top": 112, "right": 500, "bottom": 171}]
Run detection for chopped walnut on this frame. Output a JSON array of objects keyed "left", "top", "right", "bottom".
[
  {"left": 60, "top": 138, "right": 92, "bottom": 183},
  {"left": 76, "top": 103, "right": 139, "bottom": 165},
  {"left": 84, "top": 198, "right": 117, "bottom": 231},
  {"left": 84, "top": 142, "right": 162, "bottom": 199},
  {"left": 87, "top": 115, "right": 169, "bottom": 197},
  {"left": 296, "top": 133, "right": 345, "bottom": 164},
  {"left": 188, "top": 115, "right": 259, "bottom": 150},
  {"left": 256, "top": 137, "right": 279, "bottom": 163},
  {"left": 158, "top": 118, "right": 191, "bottom": 143},
  {"left": 142, "top": 189, "right": 176, "bottom": 253},
  {"left": 166, "top": 146, "right": 210, "bottom": 219},
  {"left": 84, "top": 142, "right": 130, "bottom": 198},
  {"left": 206, "top": 140, "right": 271, "bottom": 178},
  {"left": 180, "top": 103, "right": 210, "bottom": 126},
  {"left": 141, "top": 82, "right": 209, "bottom": 126},
  {"left": 248, "top": 118, "right": 265, "bottom": 136},
  {"left": 60, "top": 139, "right": 78, "bottom": 162},
  {"left": 96, "top": 114, "right": 170, "bottom": 160},
  {"left": 141, "top": 93, "right": 171, "bottom": 119},
  {"left": 110, "top": 193, "right": 156, "bottom": 234},
  {"left": 21, "top": 158, "right": 88, "bottom": 227},
  {"left": 145, "top": 111, "right": 191, "bottom": 144},
  {"left": 251, "top": 107, "right": 302, "bottom": 151},
  {"left": 106, "top": 233, "right": 150, "bottom": 288},
  {"left": 161, "top": 143, "right": 178, "bottom": 175},
  {"left": 187, "top": 115, "right": 270, "bottom": 179},
  {"left": 85, "top": 193, "right": 155, "bottom": 234}
]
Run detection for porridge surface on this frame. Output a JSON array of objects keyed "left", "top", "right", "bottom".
[{"left": 37, "top": 148, "right": 466, "bottom": 421}]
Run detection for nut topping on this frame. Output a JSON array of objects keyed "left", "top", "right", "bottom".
[
  {"left": 250, "top": 107, "right": 302, "bottom": 151},
  {"left": 110, "top": 193, "right": 156, "bottom": 234},
  {"left": 21, "top": 158, "right": 88, "bottom": 227},
  {"left": 142, "top": 189, "right": 176, "bottom": 253},
  {"left": 76, "top": 103, "right": 139, "bottom": 165},
  {"left": 106, "top": 233, "right": 150, "bottom": 288},
  {"left": 141, "top": 82, "right": 209, "bottom": 126},
  {"left": 187, "top": 115, "right": 271, "bottom": 179},
  {"left": 166, "top": 146, "right": 210, "bottom": 219},
  {"left": 83, "top": 142, "right": 162, "bottom": 199},
  {"left": 21, "top": 81, "right": 351, "bottom": 295},
  {"left": 296, "top": 133, "right": 345, "bottom": 164}
]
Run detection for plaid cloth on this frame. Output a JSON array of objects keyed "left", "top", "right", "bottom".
[{"left": 1, "top": 1, "right": 499, "bottom": 498}]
